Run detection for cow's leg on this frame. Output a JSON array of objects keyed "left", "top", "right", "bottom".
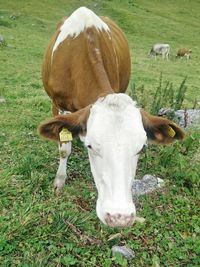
[
  {"left": 52, "top": 104, "right": 72, "bottom": 193},
  {"left": 54, "top": 141, "right": 72, "bottom": 193}
]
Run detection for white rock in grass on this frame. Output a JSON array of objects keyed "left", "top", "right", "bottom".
[
  {"left": 10, "top": 15, "right": 17, "bottom": 20},
  {"left": 0, "top": 97, "right": 6, "bottom": 103},
  {"left": 158, "top": 108, "right": 200, "bottom": 129},
  {"left": 135, "top": 216, "right": 146, "bottom": 224},
  {"left": 175, "top": 109, "right": 200, "bottom": 129},
  {"left": 0, "top": 35, "right": 4, "bottom": 43},
  {"left": 132, "top": 174, "right": 165, "bottom": 196},
  {"left": 112, "top": 245, "right": 135, "bottom": 259}
]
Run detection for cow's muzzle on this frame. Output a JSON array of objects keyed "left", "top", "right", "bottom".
[{"left": 104, "top": 212, "right": 135, "bottom": 228}]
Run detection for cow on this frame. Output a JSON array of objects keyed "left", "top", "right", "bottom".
[
  {"left": 176, "top": 48, "right": 192, "bottom": 60},
  {"left": 38, "top": 7, "right": 185, "bottom": 228},
  {"left": 149, "top": 43, "right": 170, "bottom": 60}
]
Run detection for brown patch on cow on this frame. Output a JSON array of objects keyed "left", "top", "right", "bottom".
[{"left": 41, "top": 15, "right": 131, "bottom": 113}]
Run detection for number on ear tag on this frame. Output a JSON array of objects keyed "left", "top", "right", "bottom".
[
  {"left": 59, "top": 128, "right": 73, "bottom": 142},
  {"left": 168, "top": 126, "right": 176, "bottom": 138}
]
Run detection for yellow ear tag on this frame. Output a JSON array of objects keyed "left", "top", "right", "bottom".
[
  {"left": 168, "top": 126, "right": 176, "bottom": 138},
  {"left": 59, "top": 128, "right": 73, "bottom": 142}
]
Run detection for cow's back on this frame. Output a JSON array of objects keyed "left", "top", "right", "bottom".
[{"left": 42, "top": 8, "right": 131, "bottom": 112}]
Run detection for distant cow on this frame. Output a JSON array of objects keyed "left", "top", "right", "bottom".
[
  {"left": 38, "top": 7, "right": 185, "bottom": 228},
  {"left": 176, "top": 48, "right": 192, "bottom": 60},
  {"left": 149, "top": 43, "right": 170, "bottom": 60}
]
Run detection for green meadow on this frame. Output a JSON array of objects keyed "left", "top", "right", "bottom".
[{"left": 0, "top": 0, "right": 199, "bottom": 266}]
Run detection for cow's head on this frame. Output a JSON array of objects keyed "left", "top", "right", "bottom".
[{"left": 39, "top": 94, "right": 185, "bottom": 227}]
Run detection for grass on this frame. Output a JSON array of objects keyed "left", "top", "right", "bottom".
[{"left": 0, "top": 0, "right": 200, "bottom": 266}]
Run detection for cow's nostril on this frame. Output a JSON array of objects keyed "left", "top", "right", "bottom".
[
  {"left": 106, "top": 212, "right": 111, "bottom": 218},
  {"left": 104, "top": 212, "right": 135, "bottom": 227}
]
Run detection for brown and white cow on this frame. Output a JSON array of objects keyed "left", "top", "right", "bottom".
[
  {"left": 176, "top": 48, "right": 192, "bottom": 60},
  {"left": 38, "top": 7, "right": 185, "bottom": 228}
]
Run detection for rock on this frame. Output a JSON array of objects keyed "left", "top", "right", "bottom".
[
  {"left": 175, "top": 109, "right": 200, "bottom": 128},
  {"left": 10, "top": 14, "right": 16, "bottom": 20},
  {"left": 0, "top": 97, "right": 6, "bottom": 103},
  {"left": 11, "top": 175, "right": 23, "bottom": 184},
  {"left": 158, "top": 108, "right": 173, "bottom": 116},
  {"left": 135, "top": 216, "right": 146, "bottom": 223},
  {"left": 112, "top": 245, "right": 135, "bottom": 259},
  {"left": 0, "top": 35, "right": 6, "bottom": 47},
  {"left": 132, "top": 174, "right": 165, "bottom": 196},
  {"left": 0, "top": 34, "right": 4, "bottom": 43},
  {"left": 158, "top": 108, "right": 200, "bottom": 129}
]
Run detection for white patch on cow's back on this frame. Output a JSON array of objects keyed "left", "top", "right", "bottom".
[{"left": 52, "top": 7, "right": 110, "bottom": 54}]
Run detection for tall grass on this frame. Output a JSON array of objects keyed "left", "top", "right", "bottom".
[{"left": 129, "top": 73, "right": 188, "bottom": 114}]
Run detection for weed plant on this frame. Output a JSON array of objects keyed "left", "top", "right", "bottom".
[{"left": 129, "top": 73, "right": 188, "bottom": 115}]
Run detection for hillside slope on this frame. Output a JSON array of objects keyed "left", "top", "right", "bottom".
[{"left": 0, "top": 0, "right": 199, "bottom": 107}]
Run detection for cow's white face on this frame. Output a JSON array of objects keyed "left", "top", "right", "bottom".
[
  {"left": 39, "top": 93, "right": 185, "bottom": 228},
  {"left": 82, "top": 94, "right": 147, "bottom": 227}
]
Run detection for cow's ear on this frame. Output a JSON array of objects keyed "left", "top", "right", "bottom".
[
  {"left": 140, "top": 109, "right": 185, "bottom": 144},
  {"left": 38, "top": 106, "right": 91, "bottom": 141}
]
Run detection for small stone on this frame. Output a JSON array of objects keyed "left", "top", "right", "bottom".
[
  {"left": 11, "top": 175, "right": 17, "bottom": 183},
  {"left": 158, "top": 108, "right": 200, "bottom": 129},
  {"left": 0, "top": 35, "right": 5, "bottom": 43},
  {"left": 0, "top": 97, "right": 6, "bottom": 103},
  {"left": 175, "top": 109, "right": 200, "bottom": 128},
  {"left": 112, "top": 245, "right": 135, "bottom": 259},
  {"left": 0, "top": 35, "right": 6, "bottom": 47},
  {"left": 158, "top": 108, "right": 172, "bottom": 116},
  {"left": 135, "top": 216, "right": 146, "bottom": 223},
  {"left": 132, "top": 174, "right": 165, "bottom": 196},
  {"left": 11, "top": 175, "right": 23, "bottom": 184},
  {"left": 10, "top": 15, "right": 16, "bottom": 20},
  {"left": 157, "top": 177, "right": 165, "bottom": 188}
]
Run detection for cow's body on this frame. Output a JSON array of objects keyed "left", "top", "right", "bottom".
[
  {"left": 149, "top": 43, "right": 170, "bottom": 60},
  {"left": 39, "top": 7, "right": 185, "bottom": 228},
  {"left": 42, "top": 7, "right": 131, "bottom": 113},
  {"left": 176, "top": 48, "right": 192, "bottom": 60}
]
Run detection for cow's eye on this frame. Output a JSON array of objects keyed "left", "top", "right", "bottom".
[{"left": 87, "top": 145, "right": 92, "bottom": 149}]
